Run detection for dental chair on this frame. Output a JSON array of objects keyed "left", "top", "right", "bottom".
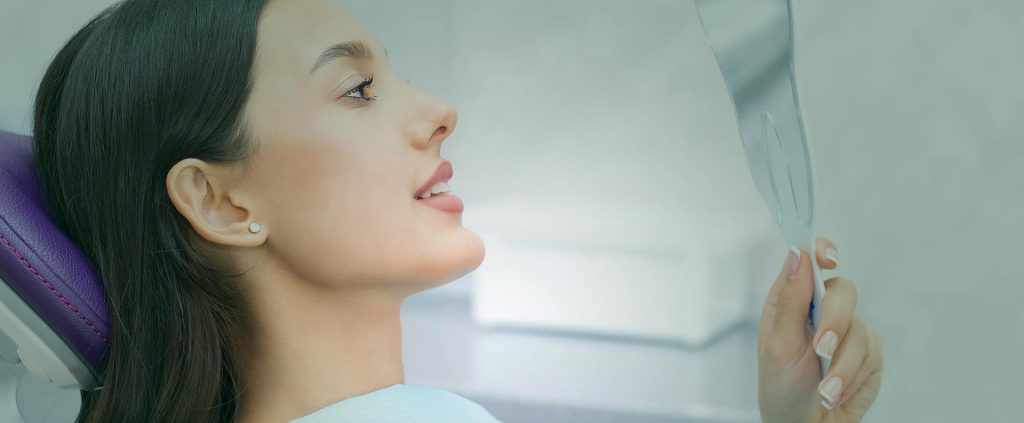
[{"left": 0, "top": 129, "right": 109, "bottom": 422}]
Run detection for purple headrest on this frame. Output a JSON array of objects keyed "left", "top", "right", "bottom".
[{"left": 0, "top": 129, "right": 109, "bottom": 378}]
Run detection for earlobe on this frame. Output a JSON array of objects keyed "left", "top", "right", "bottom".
[{"left": 166, "top": 158, "right": 265, "bottom": 247}]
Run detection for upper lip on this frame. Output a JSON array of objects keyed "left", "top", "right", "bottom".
[{"left": 415, "top": 160, "right": 453, "bottom": 198}]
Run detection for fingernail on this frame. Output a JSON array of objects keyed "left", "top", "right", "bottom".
[
  {"left": 819, "top": 376, "right": 843, "bottom": 409},
  {"left": 824, "top": 247, "right": 839, "bottom": 265},
  {"left": 787, "top": 247, "right": 801, "bottom": 276},
  {"left": 816, "top": 330, "right": 838, "bottom": 359}
]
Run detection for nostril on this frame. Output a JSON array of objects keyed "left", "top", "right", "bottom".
[{"left": 432, "top": 126, "right": 447, "bottom": 139}]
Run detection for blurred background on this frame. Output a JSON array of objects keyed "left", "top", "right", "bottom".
[{"left": 1, "top": 0, "right": 1022, "bottom": 422}]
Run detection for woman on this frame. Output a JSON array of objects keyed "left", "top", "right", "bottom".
[{"left": 31, "top": 0, "right": 883, "bottom": 421}]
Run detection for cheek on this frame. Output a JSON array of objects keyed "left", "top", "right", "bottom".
[
  {"left": 288, "top": 202, "right": 417, "bottom": 285},
  {"left": 250, "top": 127, "right": 484, "bottom": 289},
  {"left": 255, "top": 140, "right": 423, "bottom": 285},
  {"left": 269, "top": 172, "right": 484, "bottom": 289}
]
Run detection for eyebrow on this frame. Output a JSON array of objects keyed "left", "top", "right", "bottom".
[{"left": 309, "top": 41, "right": 374, "bottom": 74}]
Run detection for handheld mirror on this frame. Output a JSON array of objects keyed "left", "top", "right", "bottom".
[{"left": 693, "top": 0, "right": 830, "bottom": 375}]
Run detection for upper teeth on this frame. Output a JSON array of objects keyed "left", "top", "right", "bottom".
[{"left": 418, "top": 181, "right": 451, "bottom": 199}]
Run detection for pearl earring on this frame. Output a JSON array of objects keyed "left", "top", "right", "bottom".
[{"left": 248, "top": 222, "right": 262, "bottom": 233}]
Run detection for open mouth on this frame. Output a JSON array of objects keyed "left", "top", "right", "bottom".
[
  {"left": 414, "top": 160, "right": 454, "bottom": 199},
  {"left": 416, "top": 181, "right": 451, "bottom": 200}
]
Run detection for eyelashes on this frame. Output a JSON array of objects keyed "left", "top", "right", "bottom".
[{"left": 340, "top": 75, "right": 376, "bottom": 103}]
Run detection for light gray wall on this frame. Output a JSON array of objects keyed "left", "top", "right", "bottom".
[
  {"left": 333, "top": 1, "right": 1024, "bottom": 419},
  {"left": 794, "top": 1, "right": 1023, "bottom": 421},
  {"left": 1, "top": 1, "right": 1021, "bottom": 422},
  {"left": 0, "top": 0, "right": 122, "bottom": 132}
]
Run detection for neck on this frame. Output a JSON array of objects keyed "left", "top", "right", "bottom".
[{"left": 235, "top": 280, "right": 407, "bottom": 423}]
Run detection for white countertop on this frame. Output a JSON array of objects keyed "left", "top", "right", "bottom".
[{"left": 401, "top": 291, "right": 762, "bottom": 423}]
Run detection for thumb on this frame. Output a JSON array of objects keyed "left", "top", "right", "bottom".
[{"left": 771, "top": 247, "right": 814, "bottom": 346}]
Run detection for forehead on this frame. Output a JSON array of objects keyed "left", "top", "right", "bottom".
[{"left": 255, "top": 0, "right": 381, "bottom": 76}]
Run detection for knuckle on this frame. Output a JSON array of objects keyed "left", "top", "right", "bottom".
[
  {"left": 850, "top": 314, "right": 869, "bottom": 337},
  {"left": 825, "top": 277, "right": 858, "bottom": 302},
  {"left": 834, "top": 342, "right": 868, "bottom": 374}
]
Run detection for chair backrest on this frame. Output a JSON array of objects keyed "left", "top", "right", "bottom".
[{"left": 0, "top": 129, "right": 108, "bottom": 390}]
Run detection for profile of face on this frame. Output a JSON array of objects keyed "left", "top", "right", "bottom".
[{"left": 168, "top": 0, "right": 485, "bottom": 300}]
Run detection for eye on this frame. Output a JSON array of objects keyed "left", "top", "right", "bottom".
[{"left": 342, "top": 76, "right": 376, "bottom": 102}]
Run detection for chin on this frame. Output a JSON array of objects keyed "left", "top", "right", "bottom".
[{"left": 420, "top": 228, "right": 486, "bottom": 287}]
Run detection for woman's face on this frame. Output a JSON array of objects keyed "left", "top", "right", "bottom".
[{"left": 239, "top": 0, "right": 484, "bottom": 293}]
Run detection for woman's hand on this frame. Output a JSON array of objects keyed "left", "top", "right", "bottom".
[{"left": 757, "top": 237, "right": 884, "bottom": 423}]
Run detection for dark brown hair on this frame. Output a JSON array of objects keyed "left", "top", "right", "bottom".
[{"left": 33, "top": 0, "right": 267, "bottom": 420}]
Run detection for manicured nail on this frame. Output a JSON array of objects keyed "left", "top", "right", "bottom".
[
  {"left": 819, "top": 376, "right": 843, "bottom": 409},
  {"left": 816, "top": 330, "right": 838, "bottom": 359},
  {"left": 824, "top": 247, "right": 839, "bottom": 265},
  {"left": 787, "top": 247, "right": 801, "bottom": 276}
]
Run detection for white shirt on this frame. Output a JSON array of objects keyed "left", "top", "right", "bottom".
[{"left": 289, "top": 384, "right": 503, "bottom": 423}]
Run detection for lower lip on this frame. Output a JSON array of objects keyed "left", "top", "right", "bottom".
[{"left": 417, "top": 193, "right": 464, "bottom": 213}]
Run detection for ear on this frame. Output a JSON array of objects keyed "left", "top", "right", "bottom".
[{"left": 166, "top": 158, "right": 265, "bottom": 247}]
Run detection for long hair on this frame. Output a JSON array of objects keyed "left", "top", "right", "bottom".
[{"left": 32, "top": 0, "right": 266, "bottom": 421}]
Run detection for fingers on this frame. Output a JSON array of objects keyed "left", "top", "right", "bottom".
[
  {"left": 817, "top": 315, "right": 869, "bottom": 411},
  {"left": 769, "top": 248, "right": 815, "bottom": 347},
  {"left": 812, "top": 277, "right": 858, "bottom": 361},
  {"left": 836, "top": 320, "right": 885, "bottom": 408},
  {"left": 816, "top": 236, "right": 839, "bottom": 269},
  {"left": 760, "top": 236, "right": 840, "bottom": 349}
]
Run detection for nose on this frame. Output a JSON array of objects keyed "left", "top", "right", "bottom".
[{"left": 412, "top": 95, "right": 458, "bottom": 150}]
